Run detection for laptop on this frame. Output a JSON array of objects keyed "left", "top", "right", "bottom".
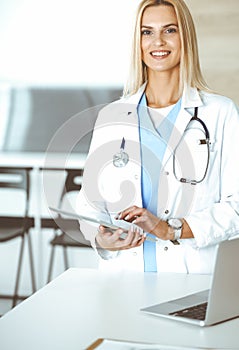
[{"left": 141, "top": 237, "right": 239, "bottom": 327}]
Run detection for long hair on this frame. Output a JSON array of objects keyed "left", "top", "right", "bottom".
[{"left": 123, "top": 0, "right": 210, "bottom": 96}]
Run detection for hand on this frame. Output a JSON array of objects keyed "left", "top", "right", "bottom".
[
  {"left": 96, "top": 225, "right": 145, "bottom": 251},
  {"left": 117, "top": 206, "right": 170, "bottom": 240}
]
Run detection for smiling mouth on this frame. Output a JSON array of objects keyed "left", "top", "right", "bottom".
[{"left": 151, "top": 51, "right": 170, "bottom": 58}]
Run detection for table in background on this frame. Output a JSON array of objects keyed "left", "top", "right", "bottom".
[{"left": 0, "top": 268, "right": 238, "bottom": 350}]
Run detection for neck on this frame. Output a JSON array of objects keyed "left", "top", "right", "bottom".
[{"left": 145, "top": 70, "right": 181, "bottom": 108}]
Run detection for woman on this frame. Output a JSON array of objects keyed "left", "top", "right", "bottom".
[{"left": 77, "top": 0, "right": 239, "bottom": 273}]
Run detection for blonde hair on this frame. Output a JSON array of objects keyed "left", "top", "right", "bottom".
[{"left": 123, "top": 0, "right": 210, "bottom": 96}]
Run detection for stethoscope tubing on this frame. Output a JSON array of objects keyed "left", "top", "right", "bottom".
[
  {"left": 172, "top": 107, "right": 210, "bottom": 185},
  {"left": 113, "top": 106, "right": 210, "bottom": 185}
]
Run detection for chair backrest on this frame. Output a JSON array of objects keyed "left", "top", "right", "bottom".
[
  {"left": 41, "top": 167, "right": 90, "bottom": 246},
  {"left": 57, "top": 168, "right": 91, "bottom": 245},
  {"left": 0, "top": 167, "right": 32, "bottom": 217},
  {"left": 59, "top": 168, "right": 83, "bottom": 207}
]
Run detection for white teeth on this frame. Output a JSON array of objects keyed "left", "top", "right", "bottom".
[{"left": 151, "top": 51, "right": 169, "bottom": 57}]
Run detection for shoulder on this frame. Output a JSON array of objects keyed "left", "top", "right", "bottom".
[
  {"left": 95, "top": 85, "right": 146, "bottom": 124},
  {"left": 96, "top": 97, "right": 131, "bottom": 123},
  {"left": 199, "top": 91, "right": 239, "bottom": 133},
  {"left": 200, "top": 91, "right": 238, "bottom": 112}
]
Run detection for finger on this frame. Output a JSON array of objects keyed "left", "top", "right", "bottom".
[
  {"left": 106, "top": 229, "right": 133, "bottom": 250},
  {"left": 129, "top": 226, "right": 142, "bottom": 245},
  {"left": 98, "top": 225, "right": 106, "bottom": 232},
  {"left": 116, "top": 206, "right": 137, "bottom": 219},
  {"left": 96, "top": 228, "right": 125, "bottom": 250},
  {"left": 98, "top": 225, "right": 114, "bottom": 237},
  {"left": 119, "top": 207, "right": 145, "bottom": 222},
  {"left": 131, "top": 215, "right": 147, "bottom": 226},
  {"left": 134, "top": 235, "right": 146, "bottom": 247},
  {"left": 118, "top": 227, "right": 135, "bottom": 245}
]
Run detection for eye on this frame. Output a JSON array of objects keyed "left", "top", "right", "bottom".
[
  {"left": 141, "top": 29, "right": 152, "bottom": 36},
  {"left": 165, "top": 27, "right": 177, "bottom": 34}
]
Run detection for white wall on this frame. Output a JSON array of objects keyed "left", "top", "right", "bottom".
[
  {"left": 0, "top": 0, "right": 139, "bottom": 86},
  {"left": 0, "top": 0, "right": 238, "bottom": 103}
]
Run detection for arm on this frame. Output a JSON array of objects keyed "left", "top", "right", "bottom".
[{"left": 117, "top": 206, "right": 193, "bottom": 241}]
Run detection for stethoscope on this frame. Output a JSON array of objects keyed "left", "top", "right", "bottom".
[
  {"left": 173, "top": 106, "right": 210, "bottom": 185},
  {"left": 113, "top": 137, "right": 129, "bottom": 168},
  {"left": 113, "top": 107, "right": 210, "bottom": 185}
]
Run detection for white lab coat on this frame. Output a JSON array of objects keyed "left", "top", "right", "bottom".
[{"left": 77, "top": 84, "right": 239, "bottom": 274}]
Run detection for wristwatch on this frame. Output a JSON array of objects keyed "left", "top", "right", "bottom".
[{"left": 167, "top": 218, "right": 183, "bottom": 243}]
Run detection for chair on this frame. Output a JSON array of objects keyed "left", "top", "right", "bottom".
[
  {"left": 0, "top": 167, "right": 36, "bottom": 308},
  {"left": 41, "top": 168, "right": 92, "bottom": 283}
]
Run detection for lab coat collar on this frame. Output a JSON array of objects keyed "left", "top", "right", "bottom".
[
  {"left": 172, "top": 86, "right": 203, "bottom": 138},
  {"left": 120, "top": 84, "right": 204, "bottom": 126},
  {"left": 122, "top": 83, "right": 147, "bottom": 106},
  {"left": 122, "top": 83, "right": 203, "bottom": 109},
  {"left": 182, "top": 85, "right": 203, "bottom": 109},
  {"left": 120, "top": 83, "right": 146, "bottom": 115},
  {"left": 164, "top": 87, "right": 204, "bottom": 167}
]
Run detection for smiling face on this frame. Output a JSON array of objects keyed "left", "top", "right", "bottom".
[{"left": 141, "top": 5, "right": 181, "bottom": 77}]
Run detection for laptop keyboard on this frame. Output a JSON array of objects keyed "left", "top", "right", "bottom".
[{"left": 169, "top": 302, "right": 208, "bottom": 320}]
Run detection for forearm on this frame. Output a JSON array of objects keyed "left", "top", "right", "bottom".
[
  {"left": 181, "top": 219, "right": 194, "bottom": 238},
  {"left": 151, "top": 218, "right": 194, "bottom": 240}
]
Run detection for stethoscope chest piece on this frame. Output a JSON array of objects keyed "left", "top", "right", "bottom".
[
  {"left": 113, "top": 150, "right": 129, "bottom": 168},
  {"left": 113, "top": 137, "right": 129, "bottom": 168}
]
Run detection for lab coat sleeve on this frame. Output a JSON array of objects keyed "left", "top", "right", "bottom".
[{"left": 185, "top": 101, "right": 239, "bottom": 248}]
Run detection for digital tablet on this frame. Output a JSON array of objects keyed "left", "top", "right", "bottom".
[
  {"left": 49, "top": 207, "right": 157, "bottom": 242},
  {"left": 49, "top": 206, "right": 138, "bottom": 232}
]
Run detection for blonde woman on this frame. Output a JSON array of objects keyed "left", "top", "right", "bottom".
[{"left": 78, "top": 0, "right": 239, "bottom": 274}]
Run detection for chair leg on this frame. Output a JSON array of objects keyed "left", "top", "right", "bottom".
[
  {"left": 48, "top": 245, "right": 69, "bottom": 283},
  {"left": 27, "top": 231, "right": 36, "bottom": 293},
  {"left": 47, "top": 245, "right": 56, "bottom": 283},
  {"left": 63, "top": 247, "right": 69, "bottom": 270},
  {"left": 12, "top": 235, "right": 25, "bottom": 308}
]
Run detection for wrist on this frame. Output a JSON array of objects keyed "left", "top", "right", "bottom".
[
  {"left": 167, "top": 218, "right": 183, "bottom": 243},
  {"left": 149, "top": 220, "right": 165, "bottom": 238}
]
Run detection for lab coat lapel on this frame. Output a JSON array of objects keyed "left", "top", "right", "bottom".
[
  {"left": 109, "top": 98, "right": 141, "bottom": 174},
  {"left": 169, "top": 88, "right": 203, "bottom": 149},
  {"left": 162, "top": 87, "right": 203, "bottom": 167}
]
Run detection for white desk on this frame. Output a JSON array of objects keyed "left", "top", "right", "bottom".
[{"left": 0, "top": 268, "right": 238, "bottom": 350}]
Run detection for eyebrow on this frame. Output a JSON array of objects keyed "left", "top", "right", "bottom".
[{"left": 141, "top": 23, "right": 178, "bottom": 29}]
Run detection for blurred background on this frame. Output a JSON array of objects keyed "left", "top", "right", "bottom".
[
  {"left": 0, "top": 0, "right": 238, "bottom": 98},
  {"left": 0, "top": 0, "right": 238, "bottom": 315}
]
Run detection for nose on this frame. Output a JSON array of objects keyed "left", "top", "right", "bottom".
[{"left": 153, "top": 32, "right": 165, "bottom": 46}]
